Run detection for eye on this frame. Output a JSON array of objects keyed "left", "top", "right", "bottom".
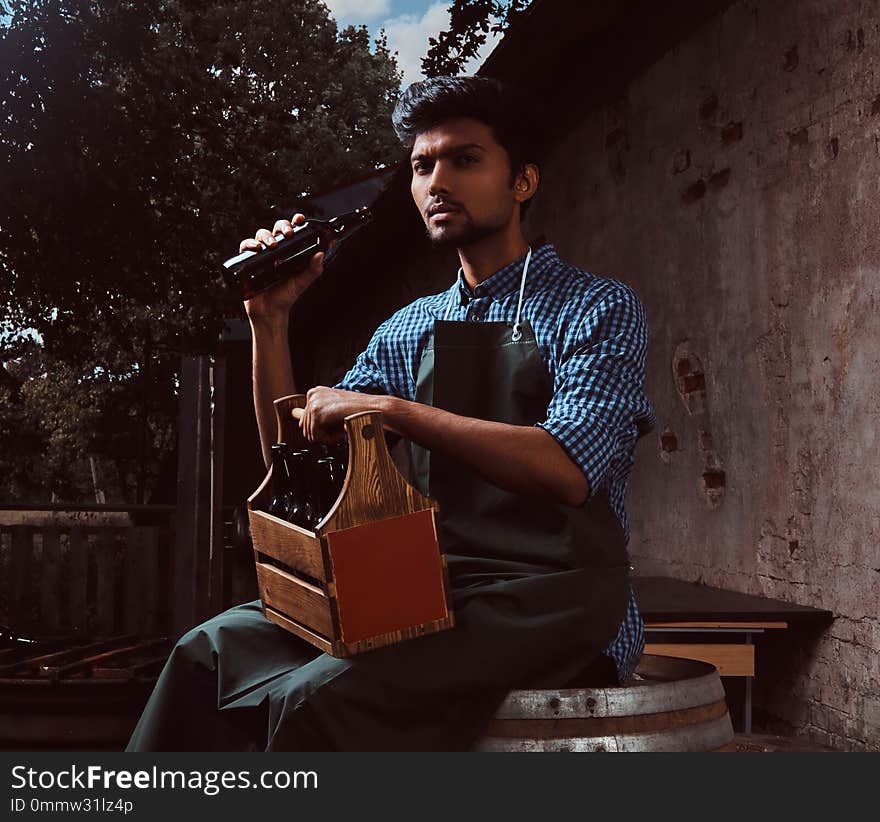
[
  {"left": 458, "top": 153, "right": 479, "bottom": 165},
  {"left": 413, "top": 161, "right": 431, "bottom": 175}
]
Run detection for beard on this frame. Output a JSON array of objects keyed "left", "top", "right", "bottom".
[{"left": 425, "top": 209, "right": 508, "bottom": 249}]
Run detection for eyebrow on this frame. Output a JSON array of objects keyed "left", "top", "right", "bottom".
[{"left": 411, "top": 143, "right": 486, "bottom": 163}]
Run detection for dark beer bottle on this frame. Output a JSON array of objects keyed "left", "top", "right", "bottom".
[
  {"left": 266, "top": 444, "right": 295, "bottom": 520},
  {"left": 315, "top": 457, "right": 343, "bottom": 522},
  {"left": 329, "top": 437, "right": 350, "bottom": 478},
  {"left": 286, "top": 450, "right": 319, "bottom": 529},
  {"left": 223, "top": 207, "right": 371, "bottom": 301}
]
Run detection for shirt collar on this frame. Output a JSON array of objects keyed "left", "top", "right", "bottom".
[{"left": 455, "top": 242, "right": 559, "bottom": 306}]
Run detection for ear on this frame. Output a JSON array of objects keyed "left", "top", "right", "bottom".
[{"left": 513, "top": 163, "right": 539, "bottom": 203}]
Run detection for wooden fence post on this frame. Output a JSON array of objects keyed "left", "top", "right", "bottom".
[
  {"left": 209, "top": 354, "right": 227, "bottom": 618},
  {"left": 174, "top": 355, "right": 213, "bottom": 637}
]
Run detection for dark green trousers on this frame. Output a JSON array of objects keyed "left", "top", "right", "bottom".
[{"left": 126, "top": 568, "right": 621, "bottom": 752}]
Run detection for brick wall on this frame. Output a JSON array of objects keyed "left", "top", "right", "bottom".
[{"left": 526, "top": 0, "right": 880, "bottom": 749}]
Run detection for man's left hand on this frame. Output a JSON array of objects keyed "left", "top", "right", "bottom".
[{"left": 299, "top": 386, "right": 391, "bottom": 444}]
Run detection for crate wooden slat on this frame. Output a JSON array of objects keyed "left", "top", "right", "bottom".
[
  {"left": 255, "top": 561, "right": 335, "bottom": 637},
  {"left": 262, "top": 608, "right": 335, "bottom": 655},
  {"left": 248, "top": 510, "right": 326, "bottom": 581},
  {"left": 247, "top": 393, "right": 455, "bottom": 657}
]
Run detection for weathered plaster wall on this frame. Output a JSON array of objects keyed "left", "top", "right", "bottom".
[{"left": 527, "top": 0, "right": 880, "bottom": 749}]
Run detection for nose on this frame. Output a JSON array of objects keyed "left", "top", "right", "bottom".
[{"left": 428, "top": 160, "right": 451, "bottom": 197}]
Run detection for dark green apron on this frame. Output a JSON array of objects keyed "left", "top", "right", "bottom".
[{"left": 125, "top": 255, "right": 631, "bottom": 752}]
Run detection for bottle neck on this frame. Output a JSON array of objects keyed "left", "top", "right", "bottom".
[
  {"left": 270, "top": 449, "right": 290, "bottom": 492},
  {"left": 286, "top": 454, "right": 310, "bottom": 493}
]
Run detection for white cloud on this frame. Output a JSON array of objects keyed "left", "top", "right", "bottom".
[
  {"left": 463, "top": 31, "right": 500, "bottom": 76},
  {"left": 383, "top": 3, "right": 502, "bottom": 87},
  {"left": 382, "top": 3, "right": 450, "bottom": 86},
  {"left": 323, "top": 0, "right": 391, "bottom": 23}
]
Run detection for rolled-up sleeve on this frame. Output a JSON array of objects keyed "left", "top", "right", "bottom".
[
  {"left": 535, "top": 284, "right": 655, "bottom": 498},
  {"left": 331, "top": 310, "right": 414, "bottom": 400}
]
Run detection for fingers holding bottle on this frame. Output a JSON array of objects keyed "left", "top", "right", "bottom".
[
  {"left": 238, "top": 213, "right": 326, "bottom": 322},
  {"left": 238, "top": 213, "right": 307, "bottom": 253}
]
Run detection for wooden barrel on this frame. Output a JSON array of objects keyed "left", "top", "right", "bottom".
[{"left": 473, "top": 654, "right": 735, "bottom": 752}]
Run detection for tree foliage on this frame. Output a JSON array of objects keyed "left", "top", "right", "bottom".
[
  {"left": 422, "top": 0, "right": 530, "bottom": 78},
  {"left": 0, "top": 0, "right": 402, "bottom": 502},
  {"left": 0, "top": 337, "right": 176, "bottom": 502}
]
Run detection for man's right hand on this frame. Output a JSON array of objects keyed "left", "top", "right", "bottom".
[{"left": 240, "top": 213, "right": 325, "bottom": 324}]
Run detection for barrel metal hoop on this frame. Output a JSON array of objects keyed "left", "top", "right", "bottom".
[
  {"left": 493, "top": 657, "right": 725, "bottom": 720},
  {"left": 473, "top": 713, "right": 735, "bottom": 753}
]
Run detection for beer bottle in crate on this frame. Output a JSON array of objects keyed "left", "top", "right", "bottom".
[
  {"left": 266, "top": 444, "right": 296, "bottom": 520},
  {"left": 327, "top": 438, "right": 350, "bottom": 476},
  {"left": 315, "top": 457, "right": 343, "bottom": 522},
  {"left": 286, "top": 450, "right": 319, "bottom": 529}
]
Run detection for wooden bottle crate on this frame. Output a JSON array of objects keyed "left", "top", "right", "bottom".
[{"left": 247, "top": 393, "right": 455, "bottom": 657}]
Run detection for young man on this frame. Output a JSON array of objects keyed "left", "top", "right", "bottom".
[{"left": 126, "top": 76, "right": 655, "bottom": 752}]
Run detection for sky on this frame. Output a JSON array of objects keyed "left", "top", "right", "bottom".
[
  {"left": 0, "top": 3, "right": 501, "bottom": 86},
  {"left": 322, "top": 0, "right": 501, "bottom": 87},
  {"left": 0, "top": 2, "right": 504, "bottom": 345}
]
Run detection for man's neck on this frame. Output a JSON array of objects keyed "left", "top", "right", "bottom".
[{"left": 457, "top": 224, "right": 529, "bottom": 291}]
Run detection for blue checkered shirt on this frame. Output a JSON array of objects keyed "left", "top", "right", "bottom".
[{"left": 333, "top": 243, "right": 656, "bottom": 682}]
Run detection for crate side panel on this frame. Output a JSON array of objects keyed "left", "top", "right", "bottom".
[{"left": 327, "top": 509, "right": 449, "bottom": 644}]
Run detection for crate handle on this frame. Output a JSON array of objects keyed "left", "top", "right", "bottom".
[
  {"left": 272, "top": 394, "right": 308, "bottom": 448},
  {"left": 267, "top": 395, "right": 436, "bottom": 530},
  {"left": 329, "top": 409, "right": 436, "bottom": 528}
]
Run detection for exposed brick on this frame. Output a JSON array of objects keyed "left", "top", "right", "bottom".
[
  {"left": 672, "top": 148, "right": 691, "bottom": 174},
  {"left": 708, "top": 167, "right": 732, "bottom": 190},
  {"left": 826, "top": 136, "right": 840, "bottom": 159},
  {"left": 864, "top": 695, "right": 880, "bottom": 731},
  {"left": 701, "top": 469, "right": 726, "bottom": 489},
  {"left": 681, "top": 178, "right": 707, "bottom": 203},
  {"left": 788, "top": 126, "right": 810, "bottom": 147},
  {"left": 699, "top": 93, "right": 719, "bottom": 120},
  {"left": 844, "top": 27, "right": 865, "bottom": 53},
  {"left": 721, "top": 121, "right": 744, "bottom": 145},
  {"left": 529, "top": 0, "right": 880, "bottom": 750}
]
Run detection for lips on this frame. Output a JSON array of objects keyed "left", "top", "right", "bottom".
[{"left": 428, "top": 202, "right": 461, "bottom": 218}]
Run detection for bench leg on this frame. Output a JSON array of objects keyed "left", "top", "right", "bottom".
[{"left": 744, "top": 676, "right": 753, "bottom": 734}]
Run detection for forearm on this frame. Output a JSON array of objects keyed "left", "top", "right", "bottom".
[
  {"left": 249, "top": 315, "right": 297, "bottom": 469},
  {"left": 380, "top": 396, "right": 590, "bottom": 507}
]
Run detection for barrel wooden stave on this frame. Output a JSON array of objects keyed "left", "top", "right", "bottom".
[{"left": 473, "top": 655, "right": 735, "bottom": 752}]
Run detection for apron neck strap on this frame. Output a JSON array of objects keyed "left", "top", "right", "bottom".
[
  {"left": 511, "top": 246, "right": 532, "bottom": 342},
  {"left": 443, "top": 247, "right": 533, "bottom": 337}
]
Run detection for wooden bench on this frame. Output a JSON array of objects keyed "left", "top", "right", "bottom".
[{"left": 632, "top": 576, "right": 834, "bottom": 733}]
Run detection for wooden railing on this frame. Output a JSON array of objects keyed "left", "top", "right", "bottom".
[{"left": 0, "top": 508, "right": 174, "bottom": 638}]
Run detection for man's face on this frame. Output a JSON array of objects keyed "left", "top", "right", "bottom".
[{"left": 409, "top": 117, "right": 522, "bottom": 248}]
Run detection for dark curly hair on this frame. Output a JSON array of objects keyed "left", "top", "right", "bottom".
[{"left": 392, "top": 75, "right": 538, "bottom": 186}]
